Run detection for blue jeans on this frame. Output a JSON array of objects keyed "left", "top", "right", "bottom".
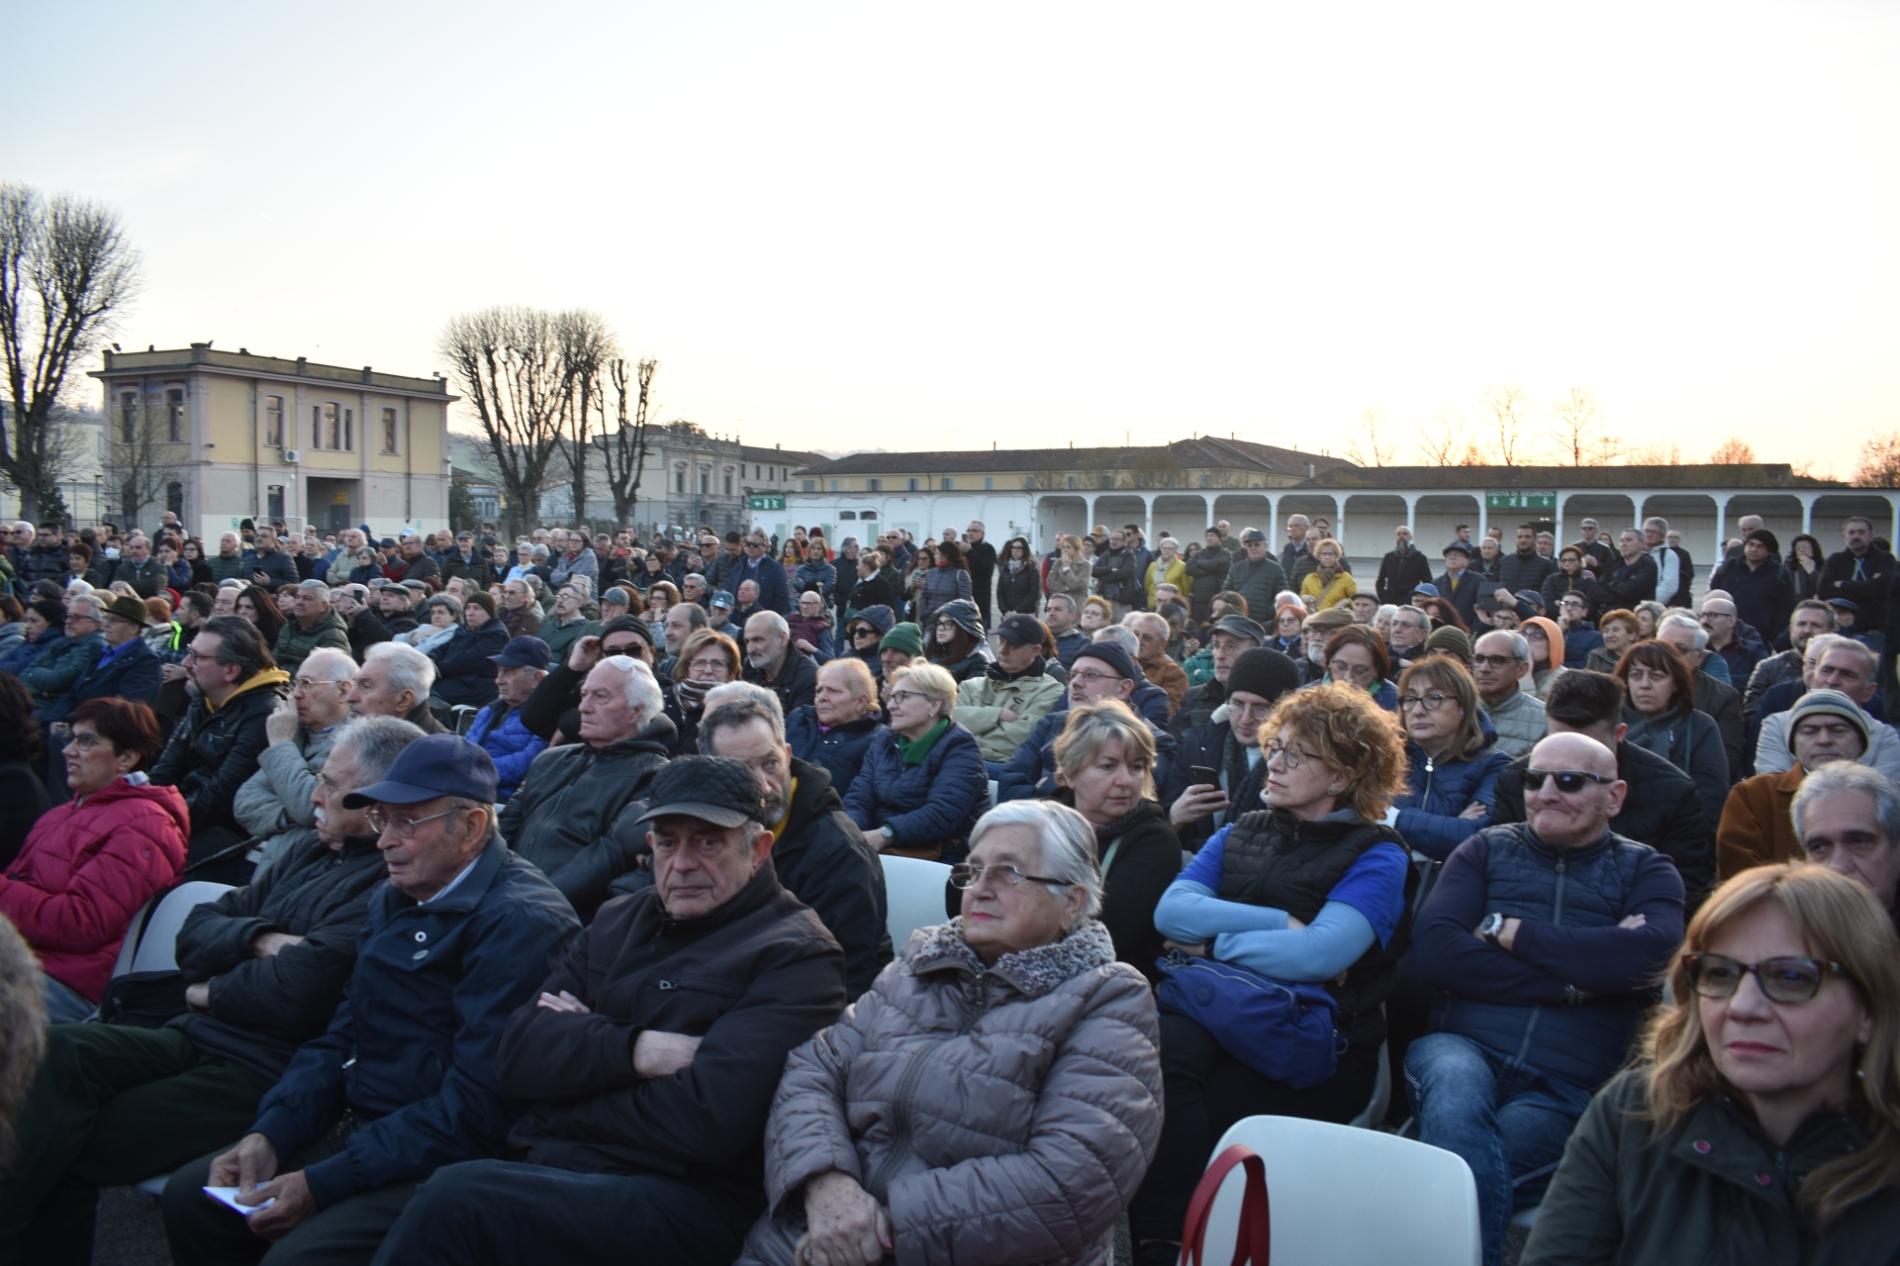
[
  {"left": 1405, "top": 1032, "right": 1593, "bottom": 1266},
  {"left": 40, "top": 972, "right": 95, "bottom": 1024}
]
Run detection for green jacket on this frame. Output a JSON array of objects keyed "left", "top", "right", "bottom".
[
  {"left": 953, "top": 666, "right": 1065, "bottom": 763},
  {"left": 1523, "top": 1067, "right": 1900, "bottom": 1266},
  {"left": 539, "top": 616, "right": 600, "bottom": 672},
  {"left": 273, "top": 608, "right": 352, "bottom": 675}
]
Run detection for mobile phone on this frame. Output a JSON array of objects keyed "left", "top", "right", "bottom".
[{"left": 1189, "top": 765, "right": 1219, "bottom": 787}]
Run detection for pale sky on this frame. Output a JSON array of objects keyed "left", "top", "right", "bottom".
[{"left": 7, "top": 0, "right": 1896, "bottom": 477}]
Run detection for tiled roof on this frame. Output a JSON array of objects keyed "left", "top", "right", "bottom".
[{"left": 798, "top": 437, "right": 1353, "bottom": 478}]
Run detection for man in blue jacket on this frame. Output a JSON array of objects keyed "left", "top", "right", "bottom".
[
  {"left": 1406, "top": 731, "right": 1685, "bottom": 1266},
  {"left": 467, "top": 636, "right": 550, "bottom": 802},
  {"left": 161, "top": 736, "right": 579, "bottom": 1265},
  {"left": 731, "top": 531, "right": 790, "bottom": 614},
  {"left": 70, "top": 593, "right": 163, "bottom": 708}
]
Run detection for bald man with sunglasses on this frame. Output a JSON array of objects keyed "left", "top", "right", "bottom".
[{"left": 1406, "top": 730, "right": 1686, "bottom": 1266}]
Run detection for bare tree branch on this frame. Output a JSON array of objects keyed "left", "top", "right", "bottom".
[
  {"left": 1346, "top": 408, "right": 1396, "bottom": 468},
  {"left": 600, "top": 357, "right": 657, "bottom": 526},
  {"left": 440, "top": 307, "right": 573, "bottom": 538},
  {"left": 1485, "top": 385, "right": 1533, "bottom": 466},
  {"left": 1709, "top": 437, "right": 1757, "bottom": 465},
  {"left": 1855, "top": 433, "right": 1900, "bottom": 488}
]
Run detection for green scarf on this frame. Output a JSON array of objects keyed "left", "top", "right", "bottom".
[{"left": 896, "top": 717, "right": 951, "bottom": 767}]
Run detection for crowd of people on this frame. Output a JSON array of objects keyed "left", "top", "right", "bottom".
[{"left": 0, "top": 506, "right": 1897, "bottom": 1265}]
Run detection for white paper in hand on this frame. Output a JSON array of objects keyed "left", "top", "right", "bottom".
[{"left": 204, "top": 1185, "right": 275, "bottom": 1215}]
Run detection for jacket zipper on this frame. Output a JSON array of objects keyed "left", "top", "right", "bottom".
[
  {"left": 1514, "top": 854, "right": 1567, "bottom": 1063},
  {"left": 864, "top": 977, "right": 994, "bottom": 1198}
]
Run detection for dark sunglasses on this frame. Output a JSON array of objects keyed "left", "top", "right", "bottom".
[
  {"left": 1684, "top": 953, "right": 1850, "bottom": 1004},
  {"left": 1521, "top": 768, "right": 1617, "bottom": 795},
  {"left": 850, "top": 627, "right": 878, "bottom": 639}
]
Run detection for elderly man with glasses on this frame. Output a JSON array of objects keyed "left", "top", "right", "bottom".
[
  {"left": 1470, "top": 630, "right": 1548, "bottom": 759},
  {"left": 1408, "top": 731, "right": 1685, "bottom": 1266},
  {"left": 160, "top": 735, "right": 579, "bottom": 1266}
]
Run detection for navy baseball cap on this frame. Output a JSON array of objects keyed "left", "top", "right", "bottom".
[
  {"left": 1442, "top": 542, "right": 1473, "bottom": 558},
  {"left": 1240, "top": 528, "right": 1267, "bottom": 543},
  {"left": 1071, "top": 640, "right": 1139, "bottom": 682},
  {"left": 995, "top": 614, "right": 1048, "bottom": 646},
  {"left": 710, "top": 590, "right": 736, "bottom": 610},
  {"left": 1412, "top": 582, "right": 1440, "bottom": 598},
  {"left": 490, "top": 636, "right": 551, "bottom": 669},
  {"left": 634, "top": 756, "right": 769, "bottom": 829},
  {"left": 343, "top": 735, "right": 499, "bottom": 808}
]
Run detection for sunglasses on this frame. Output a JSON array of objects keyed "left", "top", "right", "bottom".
[
  {"left": 1521, "top": 768, "right": 1617, "bottom": 794},
  {"left": 1684, "top": 953, "right": 1851, "bottom": 1004}
]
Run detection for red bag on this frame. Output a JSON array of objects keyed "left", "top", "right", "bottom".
[{"left": 1179, "top": 1142, "right": 1272, "bottom": 1266}]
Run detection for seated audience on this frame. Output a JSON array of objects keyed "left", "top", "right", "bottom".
[
  {"left": 160, "top": 736, "right": 579, "bottom": 1265},
  {"left": 1471, "top": 629, "right": 1548, "bottom": 758},
  {"left": 1617, "top": 639, "right": 1731, "bottom": 832},
  {"left": 785, "top": 655, "right": 881, "bottom": 797},
  {"left": 69, "top": 594, "right": 163, "bottom": 714},
  {"left": 1132, "top": 683, "right": 1410, "bottom": 1265},
  {"left": 1656, "top": 611, "right": 1747, "bottom": 781},
  {"left": 348, "top": 640, "right": 448, "bottom": 735},
  {"left": 1168, "top": 647, "right": 1302, "bottom": 851},
  {"left": 371, "top": 757, "right": 848, "bottom": 1266},
  {"left": 660, "top": 626, "right": 739, "bottom": 755},
  {"left": 1409, "top": 731, "right": 1686, "bottom": 1266},
  {"left": 1391, "top": 657, "right": 1510, "bottom": 860},
  {"left": 1520, "top": 614, "right": 1568, "bottom": 700},
  {"left": 1523, "top": 864, "right": 1900, "bottom": 1264},
  {"left": 428, "top": 591, "right": 506, "bottom": 712},
  {"left": 922, "top": 598, "right": 991, "bottom": 683},
  {"left": 738, "top": 799, "right": 1161, "bottom": 1266},
  {"left": 1127, "top": 611, "right": 1189, "bottom": 718},
  {"left": 1792, "top": 761, "right": 1900, "bottom": 923},
  {"left": 1719, "top": 689, "right": 1870, "bottom": 880},
  {"left": 499, "top": 656, "right": 673, "bottom": 917},
  {"left": 0, "top": 718, "right": 418, "bottom": 1262},
  {"left": 20, "top": 594, "right": 104, "bottom": 731},
  {"left": 1300, "top": 536, "right": 1355, "bottom": 610},
  {"left": 1052, "top": 699, "right": 1182, "bottom": 981},
  {"left": 272, "top": 581, "right": 351, "bottom": 676},
  {"left": 466, "top": 636, "right": 551, "bottom": 802},
  {"left": 1172, "top": 613, "right": 1266, "bottom": 735},
  {"left": 744, "top": 610, "right": 820, "bottom": 712},
  {"left": 955, "top": 613, "right": 1064, "bottom": 763},
  {"left": 0, "top": 598, "right": 64, "bottom": 679},
  {"left": 844, "top": 660, "right": 987, "bottom": 862},
  {"left": 516, "top": 615, "right": 654, "bottom": 742},
  {"left": 1317, "top": 624, "right": 1398, "bottom": 710},
  {"left": 1744, "top": 599, "right": 1837, "bottom": 721},
  {"left": 0, "top": 917, "right": 44, "bottom": 1163},
  {"left": 1755, "top": 635, "right": 1900, "bottom": 781},
  {"left": 234, "top": 648, "right": 357, "bottom": 878},
  {"left": 996, "top": 639, "right": 1176, "bottom": 803},
  {"left": 0, "top": 698, "right": 185, "bottom": 1023}
]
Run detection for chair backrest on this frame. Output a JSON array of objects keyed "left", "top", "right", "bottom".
[
  {"left": 879, "top": 854, "right": 953, "bottom": 949},
  {"left": 1198, "top": 1115, "right": 1480, "bottom": 1266},
  {"left": 124, "top": 881, "right": 237, "bottom": 975}
]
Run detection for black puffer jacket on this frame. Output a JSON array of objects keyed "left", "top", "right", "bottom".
[
  {"left": 785, "top": 706, "right": 879, "bottom": 799},
  {"left": 770, "top": 758, "right": 892, "bottom": 998},
  {"left": 149, "top": 669, "right": 292, "bottom": 836},
  {"left": 172, "top": 834, "right": 390, "bottom": 1079},
  {"left": 1056, "top": 793, "right": 1182, "bottom": 983},
  {"left": 430, "top": 619, "right": 508, "bottom": 708},
  {"left": 994, "top": 554, "right": 1041, "bottom": 616},
  {"left": 499, "top": 715, "right": 675, "bottom": 913},
  {"left": 1493, "top": 739, "right": 1715, "bottom": 909}
]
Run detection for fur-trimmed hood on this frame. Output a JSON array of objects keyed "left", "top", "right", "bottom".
[{"left": 907, "top": 917, "right": 1117, "bottom": 998}]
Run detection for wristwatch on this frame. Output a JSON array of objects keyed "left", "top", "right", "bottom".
[
  {"left": 1479, "top": 913, "right": 1506, "bottom": 946},
  {"left": 880, "top": 825, "right": 896, "bottom": 846}
]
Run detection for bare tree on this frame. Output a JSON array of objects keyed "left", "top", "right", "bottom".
[
  {"left": 101, "top": 392, "right": 187, "bottom": 529},
  {"left": 1418, "top": 409, "right": 1468, "bottom": 466},
  {"left": 440, "top": 307, "right": 573, "bottom": 539},
  {"left": 1855, "top": 432, "right": 1900, "bottom": 487},
  {"left": 1346, "top": 408, "right": 1397, "bottom": 468},
  {"left": 1709, "top": 437, "right": 1757, "bottom": 465},
  {"left": 0, "top": 184, "right": 140, "bottom": 520},
  {"left": 1550, "top": 387, "right": 1611, "bottom": 466},
  {"left": 1485, "top": 385, "right": 1533, "bottom": 466},
  {"left": 553, "top": 310, "right": 615, "bottom": 527},
  {"left": 599, "top": 357, "right": 657, "bottom": 526}
]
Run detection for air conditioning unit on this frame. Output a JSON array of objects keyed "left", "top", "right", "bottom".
[{"left": 282, "top": 448, "right": 302, "bottom": 464}]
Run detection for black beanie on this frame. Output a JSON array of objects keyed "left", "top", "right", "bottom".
[{"left": 1226, "top": 647, "right": 1301, "bottom": 705}]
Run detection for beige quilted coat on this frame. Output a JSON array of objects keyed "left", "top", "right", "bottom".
[{"left": 738, "top": 918, "right": 1163, "bottom": 1266}]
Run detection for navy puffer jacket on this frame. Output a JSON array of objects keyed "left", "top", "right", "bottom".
[
  {"left": 1394, "top": 728, "right": 1511, "bottom": 861},
  {"left": 785, "top": 706, "right": 879, "bottom": 799},
  {"left": 842, "top": 722, "right": 988, "bottom": 862}
]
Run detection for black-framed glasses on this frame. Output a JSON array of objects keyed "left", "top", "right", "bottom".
[
  {"left": 1470, "top": 654, "right": 1522, "bottom": 669},
  {"left": 1522, "top": 768, "right": 1617, "bottom": 794},
  {"left": 1262, "top": 740, "right": 1317, "bottom": 770},
  {"left": 1684, "top": 953, "right": 1851, "bottom": 1004},
  {"left": 850, "top": 626, "right": 878, "bottom": 639},
  {"left": 949, "top": 862, "right": 1071, "bottom": 890},
  {"left": 1399, "top": 693, "right": 1451, "bottom": 713}
]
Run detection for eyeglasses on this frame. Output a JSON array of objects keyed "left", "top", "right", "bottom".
[
  {"left": 886, "top": 688, "right": 930, "bottom": 705},
  {"left": 1398, "top": 693, "right": 1451, "bottom": 713},
  {"left": 1684, "top": 952, "right": 1851, "bottom": 1004},
  {"left": 1470, "top": 653, "right": 1522, "bottom": 669},
  {"left": 948, "top": 862, "right": 1071, "bottom": 890},
  {"left": 1067, "top": 669, "right": 1124, "bottom": 686},
  {"left": 364, "top": 806, "right": 461, "bottom": 838},
  {"left": 1521, "top": 768, "right": 1618, "bottom": 794},
  {"left": 1262, "top": 740, "right": 1318, "bottom": 770},
  {"left": 850, "top": 627, "right": 878, "bottom": 639},
  {"left": 52, "top": 725, "right": 102, "bottom": 752},
  {"left": 1328, "top": 659, "right": 1376, "bottom": 683}
]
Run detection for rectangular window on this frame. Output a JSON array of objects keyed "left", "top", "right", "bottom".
[
  {"left": 675, "top": 470, "right": 685, "bottom": 494},
  {"left": 165, "top": 387, "right": 185, "bottom": 442},
  {"left": 907, "top": 477, "right": 918, "bottom": 492},
  {"left": 264, "top": 395, "right": 285, "bottom": 447},
  {"left": 314, "top": 403, "right": 339, "bottom": 450},
  {"left": 382, "top": 407, "right": 398, "bottom": 454},
  {"left": 802, "top": 479, "right": 816, "bottom": 492},
  {"left": 119, "top": 391, "right": 138, "bottom": 442},
  {"left": 267, "top": 484, "right": 286, "bottom": 520},
  {"left": 984, "top": 476, "right": 994, "bottom": 490},
  {"left": 724, "top": 473, "right": 733, "bottom": 496},
  {"left": 867, "top": 478, "right": 881, "bottom": 492},
  {"left": 341, "top": 408, "right": 354, "bottom": 451},
  {"left": 830, "top": 479, "right": 840, "bottom": 492},
  {"left": 699, "top": 469, "right": 710, "bottom": 495},
  {"left": 941, "top": 477, "right": 955, "bottom": 491}
]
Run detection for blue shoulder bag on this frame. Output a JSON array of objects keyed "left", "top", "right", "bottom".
[{"left": 1155, "top": 950, "right": 1342, "bottom": 1089}]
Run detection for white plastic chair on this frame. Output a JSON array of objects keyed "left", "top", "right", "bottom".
[
  {"left": 1195, "top": 1115, "right": 1481, "bottom": 1266},
  {"left": 115, "top": 881, "right": 236, "bottom": 977},
  {"left": 1347, "top": 1040, "right": 1392, "bottom": 1129},
  {"left": 880, "top": 855, "right": 953, "bottom": 948}
]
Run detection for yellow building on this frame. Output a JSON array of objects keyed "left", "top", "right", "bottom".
[{"left": 90, "top": 342, "right": 456, "bottom": 537}]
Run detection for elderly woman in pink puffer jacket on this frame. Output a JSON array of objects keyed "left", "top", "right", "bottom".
[{"left": 739, "top": 799, "right": 1163, "bottom": 1266}]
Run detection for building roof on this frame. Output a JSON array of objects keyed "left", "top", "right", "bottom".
[
  {"left": 798, "top": 436, "right": 1355, "bottom": 478},
  {"left": 1299, "top": 463, "right": 1847, "bottom": 491},
  {"left": 93, "top": 343, "right": 455, "bottom": 400},
  {"left": 738, "top": 443, "right": 827, "bottom": 469}
]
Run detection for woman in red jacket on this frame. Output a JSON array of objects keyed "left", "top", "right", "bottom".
[{"left": 0, "top": 697, "right": 187, "bottom": 1023}]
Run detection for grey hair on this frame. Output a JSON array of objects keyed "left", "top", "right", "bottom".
[
  {"left": 1658, "top": 611, "right": 1709, "bottom": 652},
  {"left": 364, "top": 640, "right": 437, "bottom": 696},
  {"left": 1792, "top": 761, "right": 1900, "bottom": 848},
  {"left": 697, "top": 681, "right": 787, "bottom": 753},
  {"left": 596, "top": 654, "right": 664, "bottom": 719},
  {"left": 66, "top": 593, "right": 104, "bottom": 620},
  {"left": 296, "top": 578, "right": 329, "bottom": 595},
  {"left": 968, "top": 800, "right": 1103, "bottom": 922},
  {"left": 298, "top": 647, "right": 357, "bottom": 683},
  {"left": 747, "top": 609, "right": 790, "bottom": 639},
  {"left": 1092, "top": 624, "right": 1140, "bottom": 657},
  {"left": 1123, "top": 611, "right": 1169, "bottom": 640},
  {"left": 331, "top": 715, "right": 424, "bottom": 783},
  {"left": 1395, "top": 605, "right": 1432, "bottom": 630},
  {"left": 673, "top": 602, "right": 709, "bottom": 631},
  {"left": 1808, "top": 633, "right": 1878, "bottom": 677},
  {"left": 218, "top": 578, "right": 245, "bottom": 590},
  {"left": 1474, "top": 629, "right": 1531, "bottom": 662},
  {"left": 423, "top": 593, "right": 464, "bottom": 621}
]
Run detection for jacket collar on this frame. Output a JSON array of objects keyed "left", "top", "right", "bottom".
[
  {"left": 1675, "top": 1092, "right": 1867, "bottom": 1194},
  {"left": 388, "top": 832, "right": 510, "bottom": 915},
  {"left": 207, "top": 667, "right": 290, "bottom": 713},
  {"left": 909, "top": 918, "right": 1117, "bottom": 997}
]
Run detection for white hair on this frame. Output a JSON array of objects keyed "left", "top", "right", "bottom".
[
  {"left": 1092, "top": 625, "right": 1140, "bottom": 657},
  {"left": 967, "top": 800, "right": 1103, "bottom": 921},
  {"left": 1657, "top": 611, "right": 1709, "bottom": 652},
  {"left": 597, "top": 654, "right": 664, "bottom": 720},
  {"left": 364, "top": 640, "right": 437, "bottom": 696},
  {"left": 299, "top": 647, "right": 358, "bottom": 683}
]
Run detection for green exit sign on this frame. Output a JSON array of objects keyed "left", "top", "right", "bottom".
[
  {"left": 1485, "top": 491, "right": 1556, "bottom": 512},
  {"left": 746, "top": 493, "right": 786, "bottom": 511}
]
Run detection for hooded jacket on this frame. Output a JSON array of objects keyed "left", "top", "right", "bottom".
[
  {"left": 742, "top": 920, "right": 1162, "bottom": 1266},
  {"left": 468, "top": 701, "right": 548, "bottom": 801},
  {"left": 20, "top": 631, "right": 105, "bottom": 723},
  {"left": 171, "top": 833, "right": 392, "bottom": 1079},
  {"left": 498, "top": 714, "right": 675, "bottom": 911},
  {"left": 0, "top": 776, "right": 189, "bottom": 1000},
  {"left": 955, "top": 658, "right": 1066, "bottom": 762},
  {"left": 272, "top": 608, "right": 352, "bottom": 676},
  {"left": 150, "top": 667, "right": 292, "bottom": 835},
  {"left": 496, "top": 860, "right": 845, "bottom": 1203}
]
